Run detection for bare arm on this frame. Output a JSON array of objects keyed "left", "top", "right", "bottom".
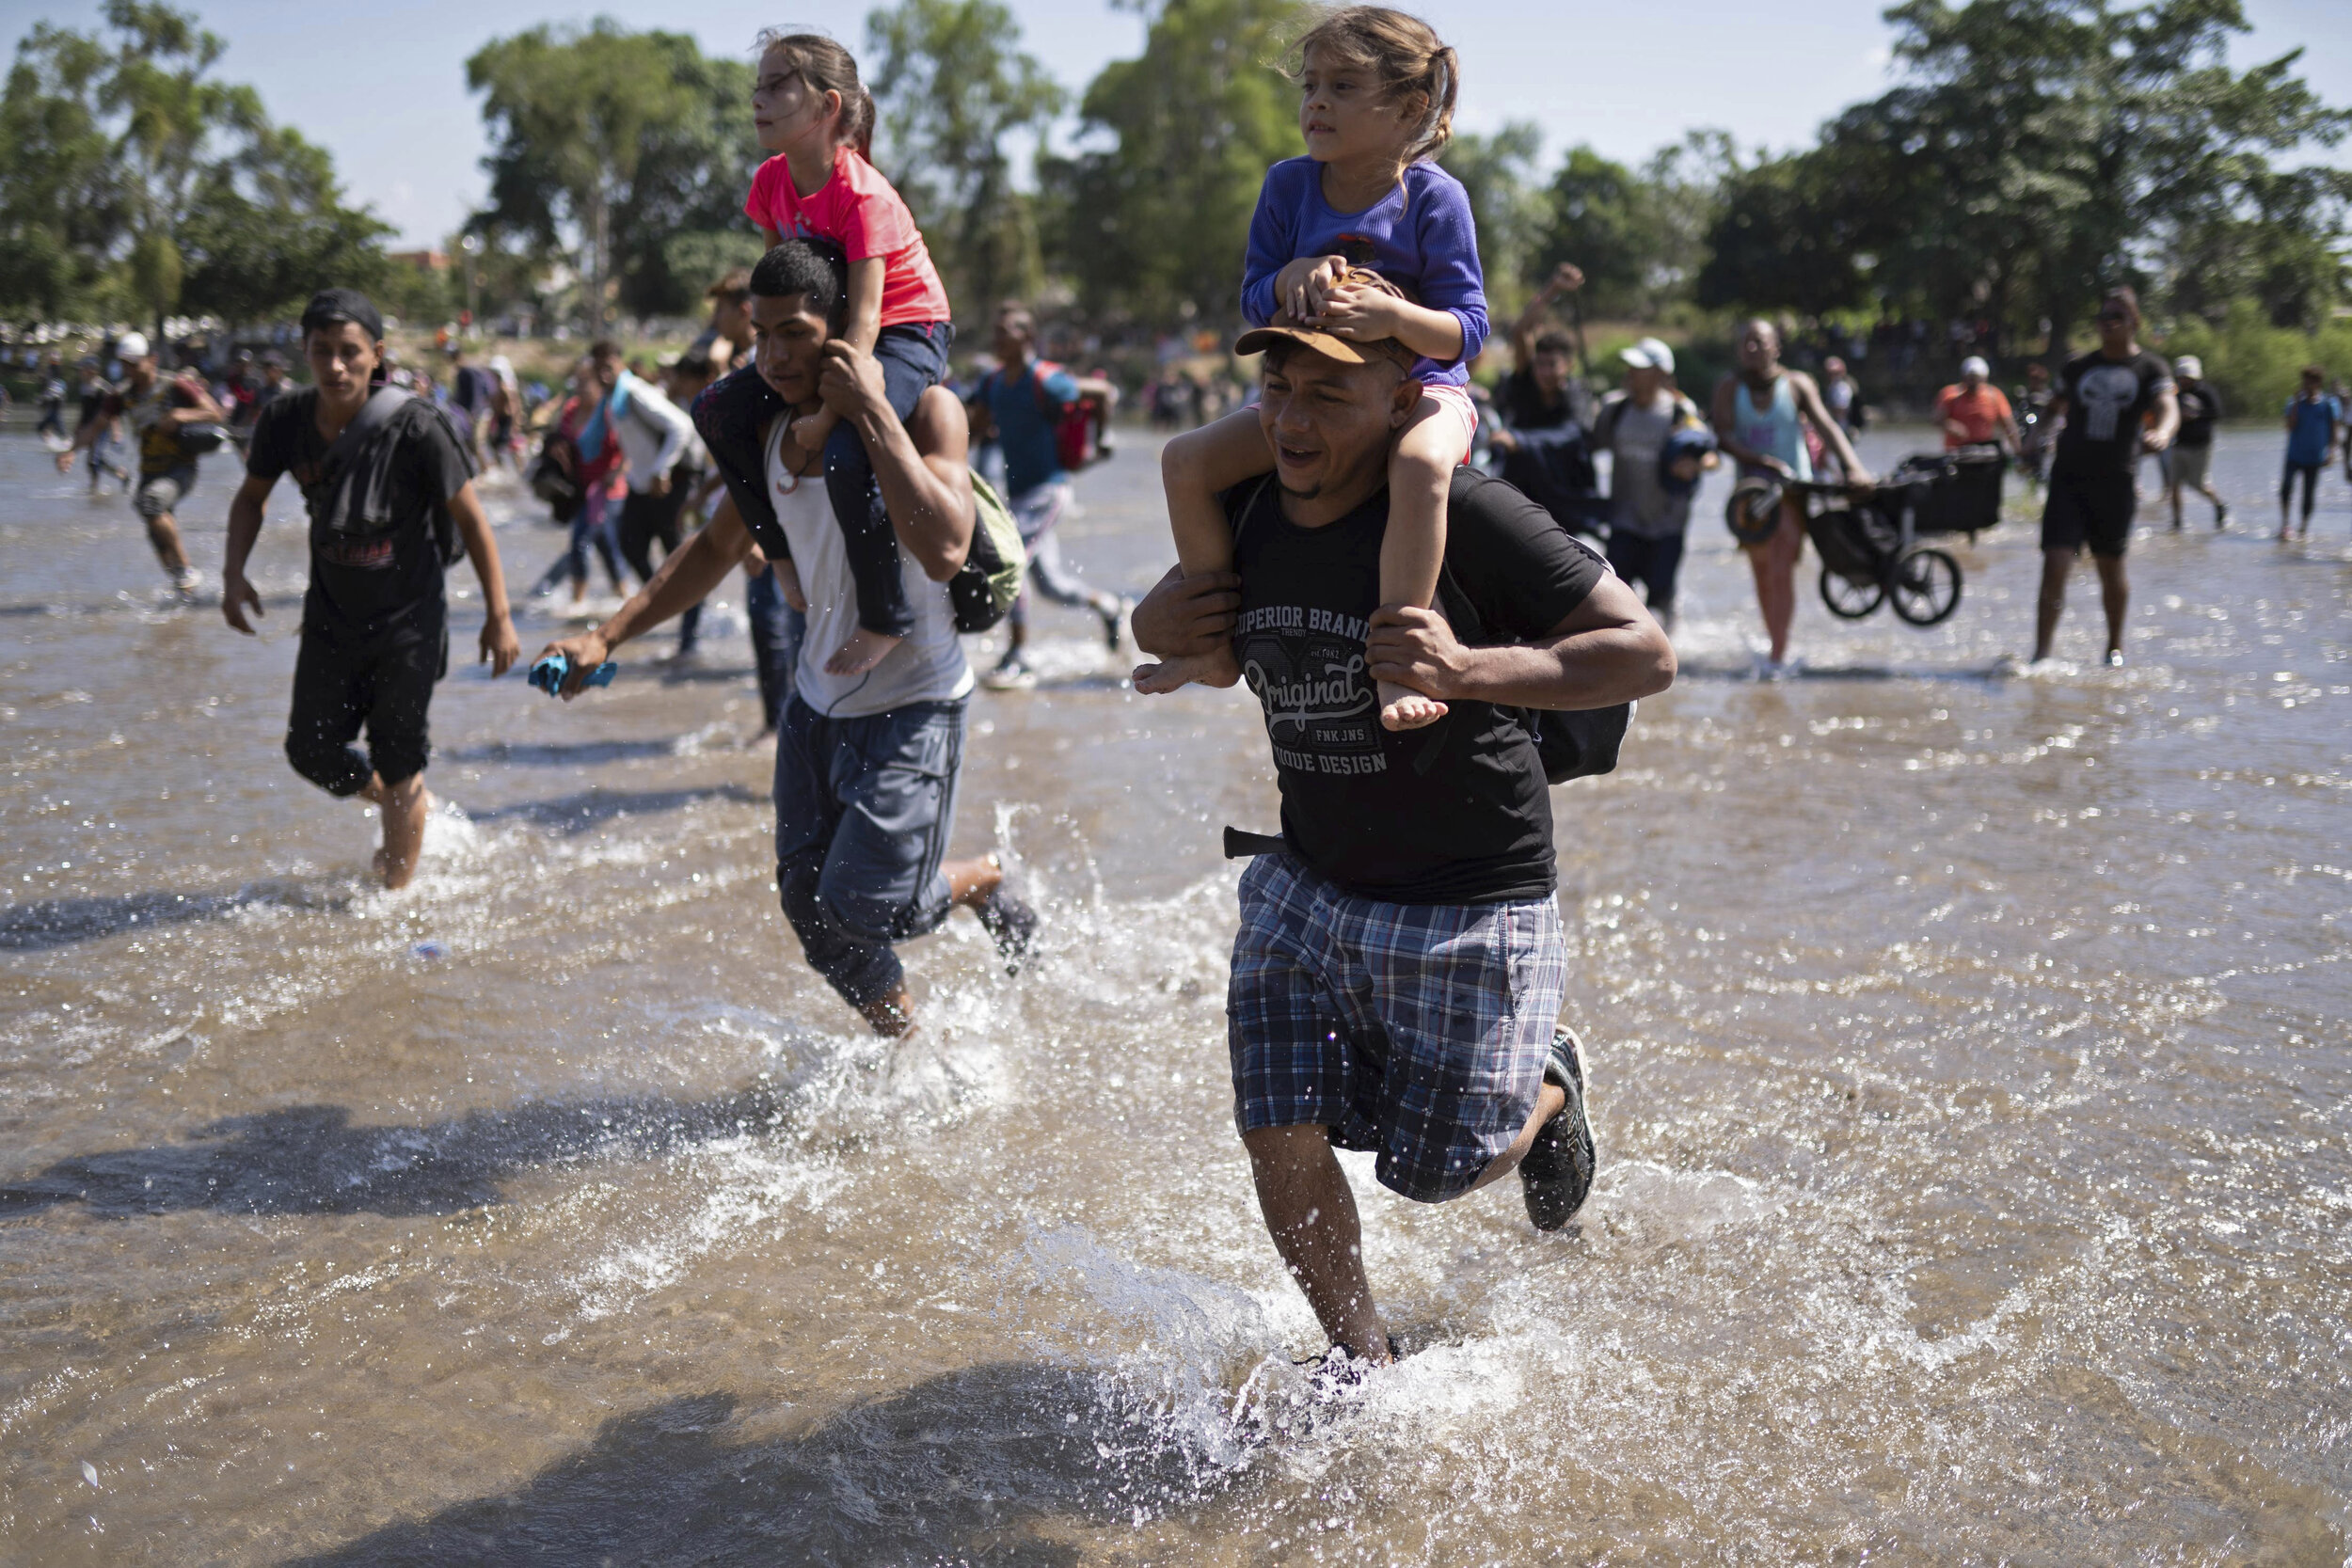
[
  {"left": 446, "top": 481, "right": 519, "bottom": 675},
  {"left": 1365, "top": 572, "right": 1676, "bottom": 712},
  {"left": 2142, "top": 388, "right": 2180, "bottom": 452},
  {"left": 841, "top": 257, "right": 885, "bottom": 356},
  {"left": 221, "top": 472, "right": 275, "bottom": 634},
  {"left": 539, "top": 495, "right": 759, "bottom": 695},
  {"left": 822, "top": 347, "right": 973, "bottom": 581},
  {"left": 1510, "top": 262, "right": 1583, "bottom": 363},
  {"left": 162, "top": 379, "right": 228, "bottom": 429},
  {"left": 1131, "top": 565, "right": 1243, "bottom": 659},
  {"left": 1789, "top": 371, "right": 1871, "bottom": 482}
]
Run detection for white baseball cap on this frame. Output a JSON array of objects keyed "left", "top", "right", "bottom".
[
  {"left": 1620, "top": 337, "right": 1676, "bottom": 374},
  {"left": 1960, "top": 355, "right": 1990, "bottom": 378},
  {"left": 2173, "top": 355, "right": 2202, "bottom": 379},
  {"left": 115, "top": 331, "right": 151, "bottom": 361}
]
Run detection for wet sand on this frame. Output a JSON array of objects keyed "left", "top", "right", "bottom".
[{"left": 2, "top": 428, "right": 2348, "bottom": 1563}]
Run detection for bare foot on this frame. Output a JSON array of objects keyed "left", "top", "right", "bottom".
[
  {"left": 1132, "top": 645, "right": 1241, "bottom": 694},
  {"left": 374, "top": 778, "right": 431, "bottom": 890},
  {"left": 824, "top": 626, "right": 903, "bottom": 676},
  {"left": 1378, "top": 680, "right": 1448, "bottom": 732},
  {"left": 859, "top": 988, "right": 915, "bottom": 1037}
]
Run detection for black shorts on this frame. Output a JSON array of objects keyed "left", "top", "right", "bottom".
[{"left": 2041, "top": 469, "right": 2135, "bottom": 558}]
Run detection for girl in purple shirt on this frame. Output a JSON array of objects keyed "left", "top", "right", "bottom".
[{"left": 1136, "top": 7, "right": 1488, "bottom": 732}]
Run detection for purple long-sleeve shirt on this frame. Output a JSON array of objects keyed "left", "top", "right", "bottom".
[{"left": 1241, "top": 156, "right": 1488, "bottom": 388}]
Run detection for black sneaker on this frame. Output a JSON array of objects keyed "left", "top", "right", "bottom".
[
  {"left": 975, "top": 888, "right": 1039, "bottom": 974},
  {"left": 1520, "top": 1026, "right": 1596, "bottom": 1230},
  {"left": 1098, "top": 596, "right": 1131, "bottom": 652}
]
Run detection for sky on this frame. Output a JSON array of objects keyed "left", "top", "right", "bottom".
[{"left": 5, "top": 0, "right": 2348, "bottom": 247}]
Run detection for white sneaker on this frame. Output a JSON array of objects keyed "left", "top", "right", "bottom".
[{"left": 170, "top": 567, "right": 204, "bottom": 601}]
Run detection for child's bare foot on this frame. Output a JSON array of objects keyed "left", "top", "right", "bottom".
[
  {"left": 824, "top": 626, "right": 903, "bottom": 676},
  {"left": 1132, "top": 645, "right": 1241, "bottom": 694},
  {"left": 1377, "top": 680, "right": 1447, "bottom": 732},
  {"left": 367, "top": 775, "right": 432, "bottom": 890}
]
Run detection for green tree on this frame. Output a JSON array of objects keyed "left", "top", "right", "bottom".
[
  {"left": 1438, "top": 120, "right": 1542, "bottom": 319},
  {"left": 1699, "top": 0, "right": 2351, "bottom": 355},
  {"left": 1534, "top": 147, "right": 1652, "bottom": 318},
  {"left": 0, "top": 24, "right": 122, "bottom": 317},
  {"left": 0, "top": 1, "right": 391, "bottom": 332},
  {"left": 468, "top": 22, "right": 719, "bottom": 329},
  {"left": 1042, "top": 0, "right": 1309, "bottom": 328},
  {"left": 867, "top": 0, "right": 1063, "bottom": 321}
]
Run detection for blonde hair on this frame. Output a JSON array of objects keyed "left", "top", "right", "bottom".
[
  {"left": 1287, "top": 7, "right": 1458, "bottom": 162},
  {"left": 754, "top": 29, "right": 875, "bottom": 161}
]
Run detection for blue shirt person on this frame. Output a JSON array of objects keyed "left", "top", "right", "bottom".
[{"left": 2281, "top": 367, "right": 2343, "bottom": 536}]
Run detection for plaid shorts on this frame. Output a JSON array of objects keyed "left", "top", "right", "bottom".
[{"left": 1227, "top": 852, "right": 1567, "bottom": 1203}]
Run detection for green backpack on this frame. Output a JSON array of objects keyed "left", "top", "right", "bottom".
[{"left": 948, "top": 471, "right": 1026, "bottom": 634}]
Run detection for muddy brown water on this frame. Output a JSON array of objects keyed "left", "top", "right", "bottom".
[{"left": 2, "top": 427, "right": 2347, "bottom": 1564}]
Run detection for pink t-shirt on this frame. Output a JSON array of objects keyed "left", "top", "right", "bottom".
[{"left": 744, "top": 147, "right": 952, "bottom": 328}]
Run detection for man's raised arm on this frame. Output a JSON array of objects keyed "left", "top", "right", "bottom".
[{"left": 539, "top": 494, "right": 758, "bottom": 696}]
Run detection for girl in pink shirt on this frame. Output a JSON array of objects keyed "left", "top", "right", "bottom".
[{"left": 694, "top": 32, "right": 954, "bottom": 677}]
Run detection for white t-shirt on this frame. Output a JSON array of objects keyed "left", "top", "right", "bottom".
[{"left": 767, "top": 420, "right": 972, "bottom": 718}]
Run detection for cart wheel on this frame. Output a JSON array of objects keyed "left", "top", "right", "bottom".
[
  {"left": 1820, "top": 565, "right": 1884, "bottom": 619},
  {"left": 1890, "top": 547, "right": 1963, "bottom": 626}
]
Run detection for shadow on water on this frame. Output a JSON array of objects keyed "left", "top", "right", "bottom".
[
  {"left": 1671, "top": 657, "right": 2010, "bottom": 684},
  {"left": 0, "top": 1087, "right": 795, "bottom": 1218},
  {"left": 467, "top": 784, "right": 766, "bottom": 836},
  {"left": 0, "top": 592, "right": 305, "bottom": 619},
  {"left": 285, "top": 1372, "right": 1240, "bottom": 1567},
  {"left": 0, "top": 880, "right": 344, "bottom": 951}
]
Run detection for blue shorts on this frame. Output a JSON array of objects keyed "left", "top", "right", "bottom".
[{"left": 1227, "top": 853, "right": 1567, "bottom": 1202}]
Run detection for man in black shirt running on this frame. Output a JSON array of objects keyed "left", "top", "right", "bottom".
[
  {"left": 221, "top": 290, "right": 521, "bottom": 888},
  {"left": 1133, "top": 298, "right": 1675, "bottom": 1369},
  {"left": 2032, "top": 287, "right": 2176, "bottom": 666}
]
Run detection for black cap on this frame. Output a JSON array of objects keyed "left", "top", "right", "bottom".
[{"left": 299, "top": 288, "right": 384, "bottom": 342}]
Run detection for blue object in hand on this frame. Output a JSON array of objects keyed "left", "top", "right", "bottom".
[{"left": 528, "top": 652, "right": 617, "bottom": 696}]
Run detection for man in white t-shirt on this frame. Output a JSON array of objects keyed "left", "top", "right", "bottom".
[{"left": 541, "top": 239, "right": 1037, "bottom": 1036}]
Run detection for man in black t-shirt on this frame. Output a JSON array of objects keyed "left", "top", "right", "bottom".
[
  {"left": 1133, "top": 315, "right": 1676, "bottom": 1370},
  {"left": 2033, "top": 287, "right": 2178, "bottom": 666},
  {"left": 221, "top": 290, "right": 521, "bottom": 889},
  {"left": 2166, "top": 355, "right": 2226, "bottom": 531}
]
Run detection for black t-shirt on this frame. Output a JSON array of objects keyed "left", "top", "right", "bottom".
[
  {"left": 2174, "top": 383, "right": 2222, "bottom": 448},
  {"left": 1498, "top": 369, "right": 1574, "bottom": 431},
  {"left": 1229, "top": 468, "right": 1608, "bottom": 905},
  {"left": 246, "top": 388, "right": 473, "bottom": 630},
  {"left": 2053, "top": 349, "right": 2173, "bottom": 479}
]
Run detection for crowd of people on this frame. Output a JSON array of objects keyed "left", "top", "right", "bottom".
[{"left": 19, "top": 5, "right": 2349, "bottom": 1386}]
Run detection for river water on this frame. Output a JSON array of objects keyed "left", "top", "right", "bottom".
[{"left": 2, "top": 423, "right": 2347, "bottom": 1564}]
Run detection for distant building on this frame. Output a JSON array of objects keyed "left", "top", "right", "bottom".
[{"left": 387, "top": 250, "right": 451, "bottom": 273}]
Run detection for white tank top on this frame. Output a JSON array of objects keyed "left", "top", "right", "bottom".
[{"left": 767, "top": 420, "right": 973, "bottom": 718}]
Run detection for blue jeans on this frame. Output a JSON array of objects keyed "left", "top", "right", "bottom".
[
  {"left": 772, "top": 694, "right": 966, "bottom": 1008},
  {"left": 743, "top": 564, "right": 804, "bottom": 731}
]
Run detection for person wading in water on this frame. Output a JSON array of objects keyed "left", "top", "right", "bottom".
[
  {"left": 221, "top": 290, "right": 521, "bottom": 888},
  {"left": 541, "top": 240, "right": 1038, "bottom": 1038},
  {"left": 2031, "top": 287, "right": 2176, "bottom": 665},
  {"left": 1709, "top": 319, "right": 1871, "bottom": 675},
  {"left": 1132, "top": 296, "right": 1675, "bottom": 1371}
]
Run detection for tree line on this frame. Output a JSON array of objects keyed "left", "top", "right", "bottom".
[{"left": 3, "top": 0, "right": 2345, "bottom": 367}]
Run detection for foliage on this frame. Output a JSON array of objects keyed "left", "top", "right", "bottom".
[
  {"left": 1698, "top": 0, "right": 2351, "bottom": 350},
  {"left": 0, "top": 0, "right": 386, "bottom": 330},
  {"left": 1041, "top": 0, "right": 1311, "bottom": 328},
  {"left": 1437, "top": 121, "right": 1543, "bottom": 318},
  {"left": 867, "top": 0, "right": 1064, "bottom": 322},
  {"left": 467, "top": 22, "right": 744, "bottom": 326},
  {"left": 2161, "top": 296, "right": 2352, "bottom": 418}
]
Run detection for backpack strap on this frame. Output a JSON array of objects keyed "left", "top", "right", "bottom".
[{"left": 320, "top": 386, "right": 414, "bottom": 481}]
